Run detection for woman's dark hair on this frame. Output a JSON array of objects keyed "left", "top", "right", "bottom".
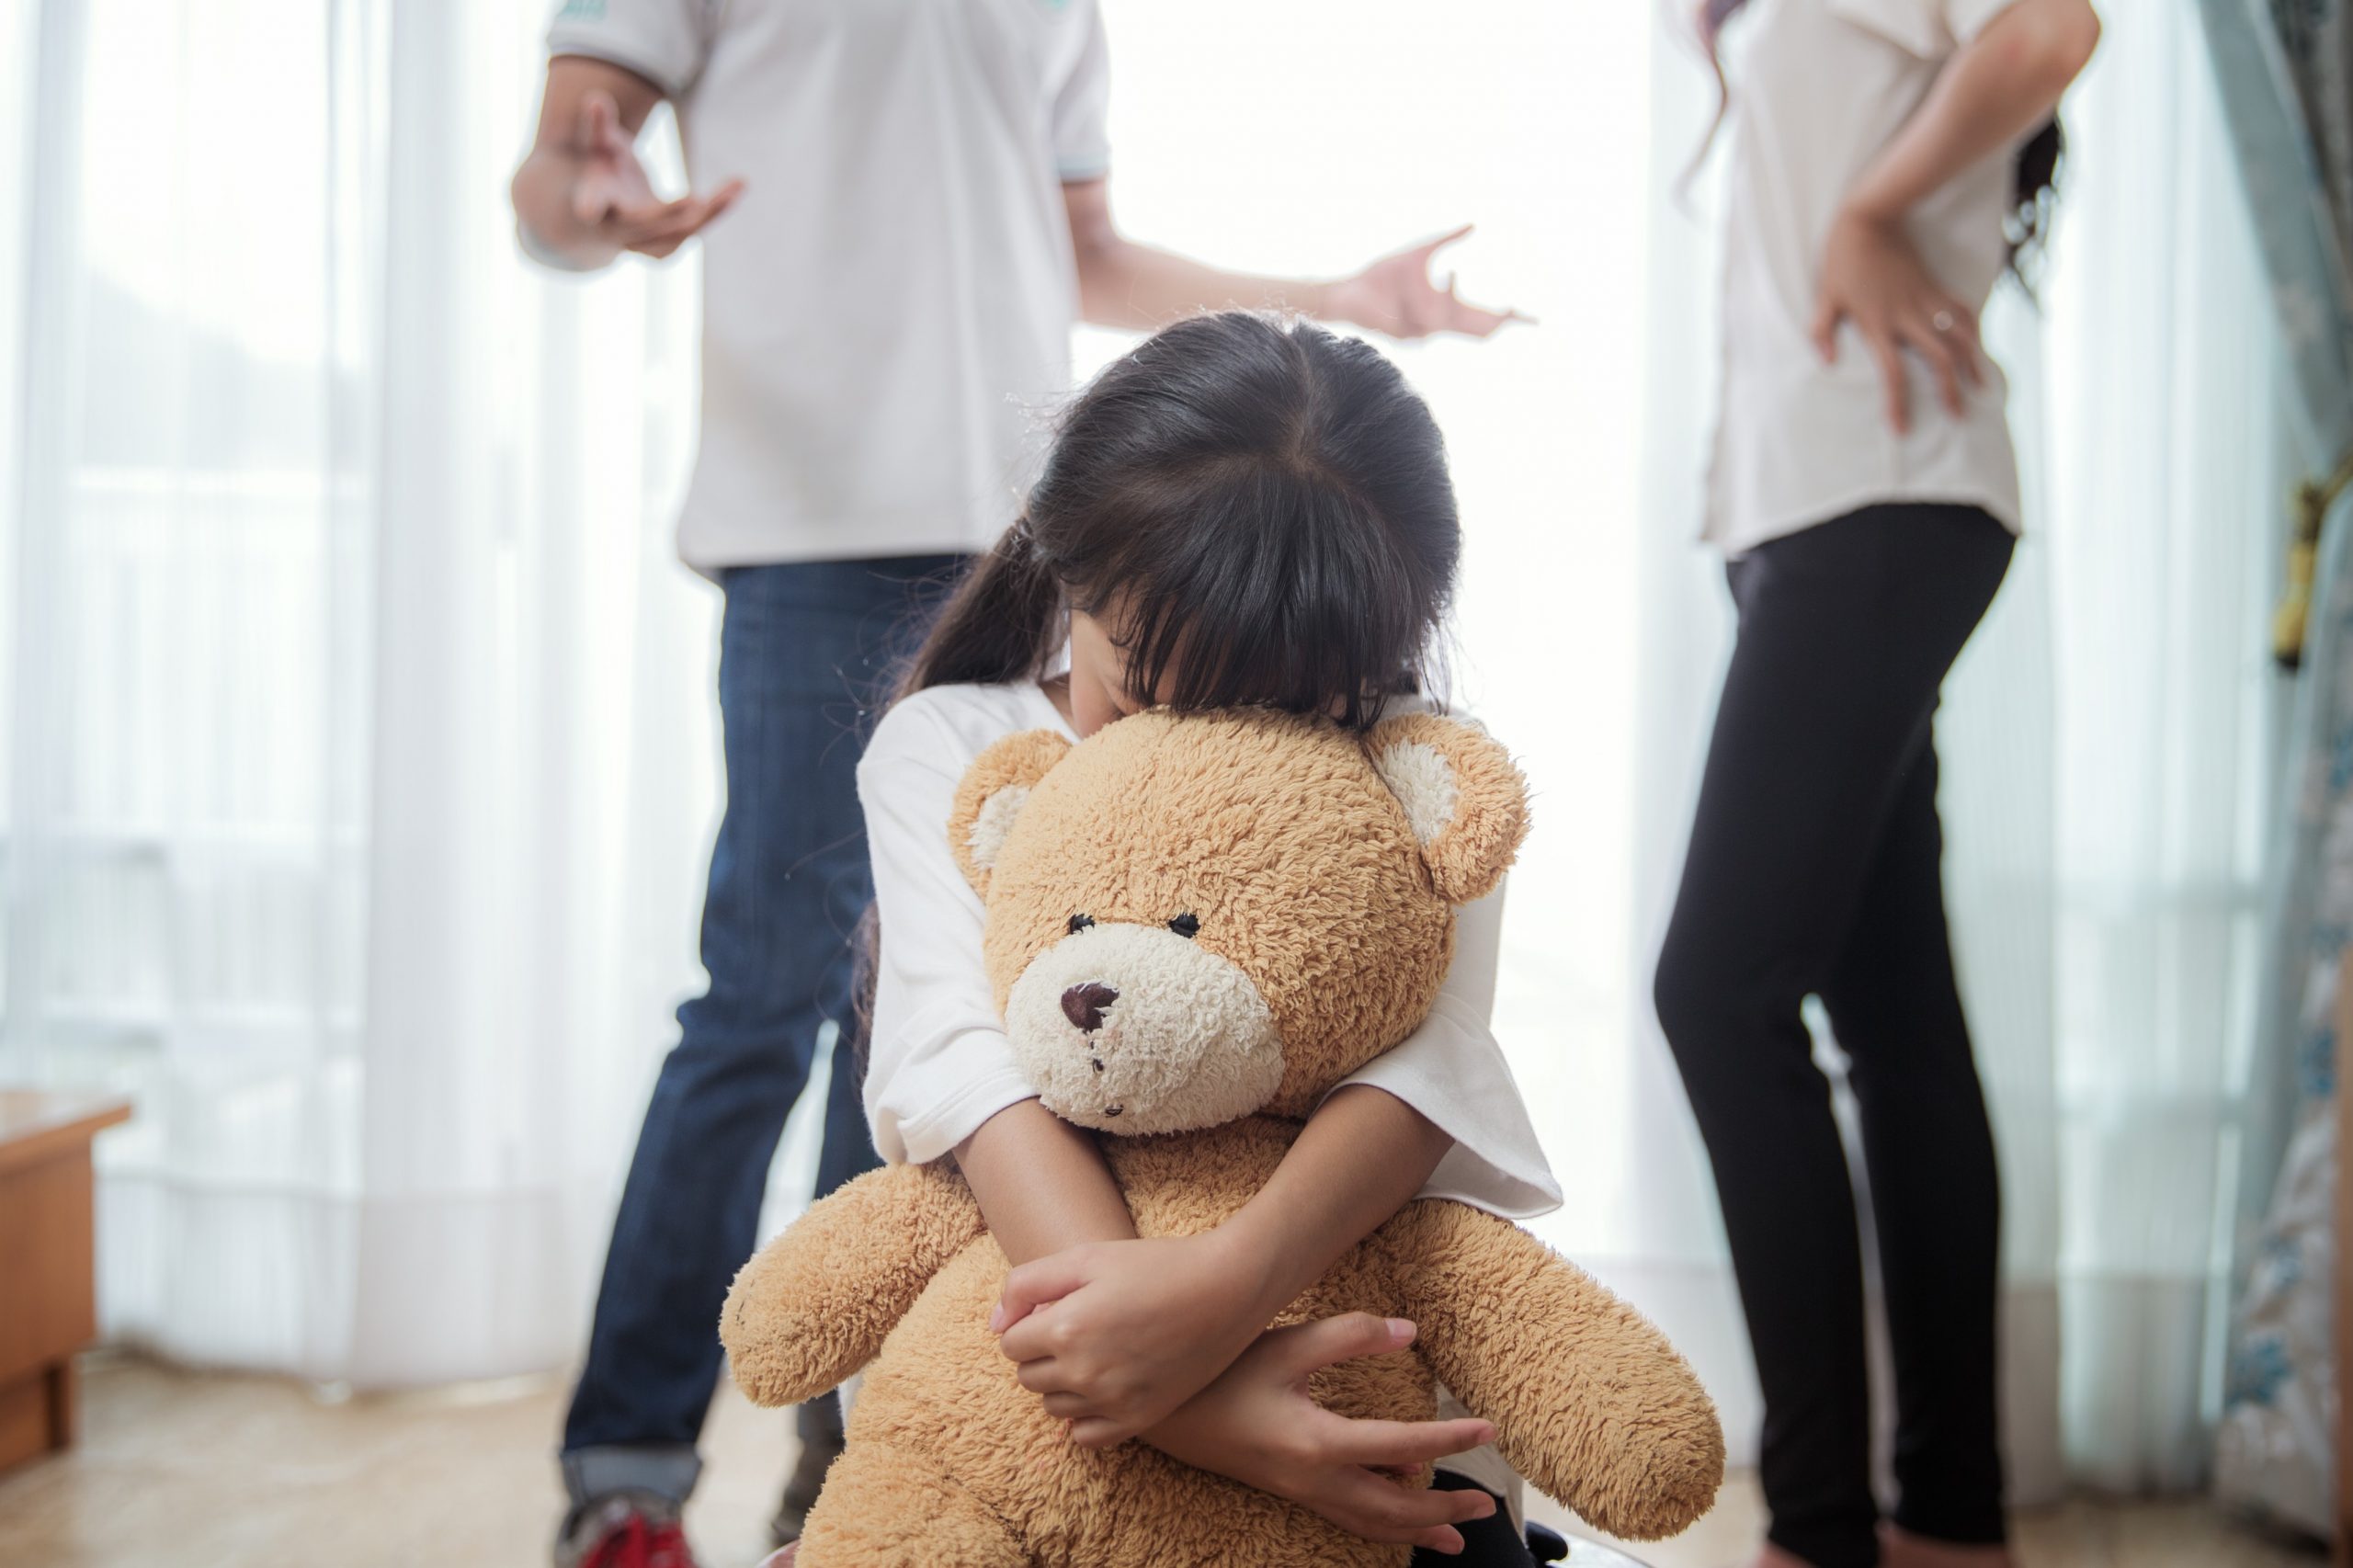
[
  {"left": 897, "top": 310, "right": 1461, "bottom": 732},
  {"left": 1693, "top": 0, "right": 2064, "bottom": 281}
]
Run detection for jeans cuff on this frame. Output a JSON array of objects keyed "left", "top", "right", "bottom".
[{"left": 563, "top": 1444, "right": 702, "bottom": 1511}]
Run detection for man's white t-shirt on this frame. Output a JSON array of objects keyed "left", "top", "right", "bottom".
[
  {"left": 545, "top": 0, "right": 1111, "bottom": 570},
  {"left": 856, "top": 680, "right": 1565, "bottom": 1222},
  {"left": 1707, "top": 0, "right": 2029, "bottom": 556}
]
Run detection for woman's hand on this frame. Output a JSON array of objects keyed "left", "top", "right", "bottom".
[
  {"left": 1140, "top": 1314, "right": 1502, "bottom": 1557},
  {"left": 1323, "top": 225, "right": 1529, "bottom": 341},
  {"left": 1810, "top": 205, "right": 1983, "bottom": 434},
  {"left": 995, "top": 1231, "right": 1277, "bottom": 1447}
]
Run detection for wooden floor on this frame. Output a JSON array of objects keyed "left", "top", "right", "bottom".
[{"left": 0, "top": 1353, "right": 2325, "bottom": 1568}]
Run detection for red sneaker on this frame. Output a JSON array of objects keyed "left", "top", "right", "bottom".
[{"left": 558, "top": 1495, "right": 699, "bottom": 1568}]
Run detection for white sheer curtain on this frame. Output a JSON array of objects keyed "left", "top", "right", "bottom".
[
  {"left": 2015, "top": 0, "right": 2304, "bottom": 1485},
  {"left": 0, "top": 0, "right": 727, "bottom": 1385}
]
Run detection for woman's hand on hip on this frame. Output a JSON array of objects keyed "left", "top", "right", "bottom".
[
  {"left": 994, "top": 1230, "right": 1277, "bottom": 1446},
  {"left": 1140, "top": 1314, "right": 1500, "bottom": 1556},
  {"left": 1811, "top": 205, "right": 1983, "bottom": 435}
]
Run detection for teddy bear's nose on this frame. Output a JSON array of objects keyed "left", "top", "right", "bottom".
[{"left": 1061, "top": 982, "right": 1119, "bottom": 1033}]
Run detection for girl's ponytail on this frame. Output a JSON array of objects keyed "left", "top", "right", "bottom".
[{"left": 892, "top": 516, "right": 1062, "bottom": 702}]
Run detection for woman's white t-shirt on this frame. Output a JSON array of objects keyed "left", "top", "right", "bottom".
[
  {"left": 857, "top": 681, "right": 1563, "bottom": 1221},
  {"left": 545, "top": 0, "right": 1110, "bottom": 571},
  {"left": 1708, "top": 0, "right": 2030, "bottom": 556}
]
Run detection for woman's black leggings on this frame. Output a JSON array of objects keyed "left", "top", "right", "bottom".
[{"left": 1654, "top": 504, "right": 2014, "bottom": 1568}]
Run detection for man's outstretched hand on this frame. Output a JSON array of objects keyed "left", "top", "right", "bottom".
[
  {"left": 568, "top": 89, "right": 743, "bottom": 260},
  {"left": 1324, "top": 225, "right": 1529, "bottom": 341}
]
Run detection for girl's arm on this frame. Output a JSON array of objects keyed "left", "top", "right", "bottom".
[
  {"left": 972, "top": 1088, "right": 1496, "bottom": 1558},
  {"left": 953, "top": 1098, "right": 1136, "bottom": 1262},
  {"left": 860, "top": 701, "right": 1057, "bottom": 1169},
  {"left": 990, "top": 1085, "right": 1453, "bottom": 1441},
  {"left": 1812, "top": 0, "right": 2101, "bottom": 428}
]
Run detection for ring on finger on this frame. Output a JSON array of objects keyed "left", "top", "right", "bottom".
[{"left": 1931, "top": 309, "right": 1956, "bottom": 334}]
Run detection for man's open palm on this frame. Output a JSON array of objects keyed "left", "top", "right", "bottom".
[{"left": 571, "top": 90, "right": 743, "bottom": 260}]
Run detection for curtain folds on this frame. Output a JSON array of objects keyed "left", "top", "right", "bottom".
[
  {"left": 2194, "top": 0, "right": 2351, "bottom": 453},
  {"left": 2216, "top": 479, "right": 2353, "bottom": 1533},
  {"left": 2204, "top": 0, "right": 2353, "bottom": 1529}
]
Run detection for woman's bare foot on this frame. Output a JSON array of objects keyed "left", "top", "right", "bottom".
[{"left": 1881, "top": 1523, "right": 2015, "bottom": 1568}]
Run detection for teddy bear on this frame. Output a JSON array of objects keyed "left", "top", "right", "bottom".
[{"left": 721, "top": 706, "right": 1725, "bottom": 1567}]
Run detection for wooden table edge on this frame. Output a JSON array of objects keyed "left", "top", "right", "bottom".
[{"left": 0, "top": 1099, "right": 132, "bottom": 1178}]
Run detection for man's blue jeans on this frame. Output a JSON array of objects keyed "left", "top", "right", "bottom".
[{"left": 561, "top": 553, "right": 967, "bottom": 1511}]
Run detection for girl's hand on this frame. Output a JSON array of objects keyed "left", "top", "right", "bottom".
[
  {"left": 995, "top": 1231, "right": 1277, "bottom": 1447},
  {"left": 1810, "top": 205, "right": 1983, "bottom": 434},
  {"left": 1324, "top": 225, "right": 1529, "bottom": 341},
  {"left": 1140, "top": 1314, "right": 1501, "bottom": 1557}
]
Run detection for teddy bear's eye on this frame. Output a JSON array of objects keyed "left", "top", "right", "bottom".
[
  {"left": 1067, "top": 914, "right": 1096, "bottom": 935},
  {"left": 1168, "top": 913, "right": 1200, "bottom": 938}
]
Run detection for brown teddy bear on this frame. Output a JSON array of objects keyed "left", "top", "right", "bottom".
[{"left": 722, "top": 707, "right": 1724, "bottom": 1567}]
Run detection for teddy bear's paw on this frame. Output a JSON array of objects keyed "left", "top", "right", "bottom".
[{"left": 1553, "top": 1401, "right": 1728, "bottom": 1542}]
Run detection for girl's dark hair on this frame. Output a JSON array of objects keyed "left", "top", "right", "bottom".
[
  {"left": 1693, "top": 0, "right": 2064, "bottom": 281},
  {"left": 898, "top": 311, "right": 1461, "bottom": 732},
  {"left": 852, "top": 312, "right": 1461, "bottom": 1048}
]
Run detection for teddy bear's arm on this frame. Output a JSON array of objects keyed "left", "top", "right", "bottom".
[
  {"left": 721, "top": 1161, "right": 985, "bottom": 1408},
  {"left": 1381, "top": 1200, "right": 1726, "bottom": 1542}
]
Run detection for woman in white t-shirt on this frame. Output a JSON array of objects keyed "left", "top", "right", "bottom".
[
  {"left": 1651, "top": 5, "right": 2097, "bottom": 1568},
  {"left": 858, "top": 312, "right": 1564, "bottom": 1567}
]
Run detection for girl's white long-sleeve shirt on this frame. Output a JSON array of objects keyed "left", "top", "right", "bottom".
[{"left": 857, "top": 680, "right": 1563, "bottom": 1221}]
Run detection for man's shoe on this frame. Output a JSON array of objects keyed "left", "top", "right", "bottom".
[{"left": 557, "top": 1493, "right": 699, "bottom": 1568}]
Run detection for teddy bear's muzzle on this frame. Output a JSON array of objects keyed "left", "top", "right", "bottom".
[{"left": 1005, "top": 923, "right": 1283, "bottom": 1136}]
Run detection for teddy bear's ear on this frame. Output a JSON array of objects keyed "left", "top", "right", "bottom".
[
  {"left": 1365, "top": 713, "right": 1530, "bottom": 905},
  {"left": 948, "top": 729, "right": 1073, "bottom": 898}
]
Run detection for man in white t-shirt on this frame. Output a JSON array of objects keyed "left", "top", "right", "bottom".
[{"left": 511, "top": 5, "right": 1518, "bottom": 1564}]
